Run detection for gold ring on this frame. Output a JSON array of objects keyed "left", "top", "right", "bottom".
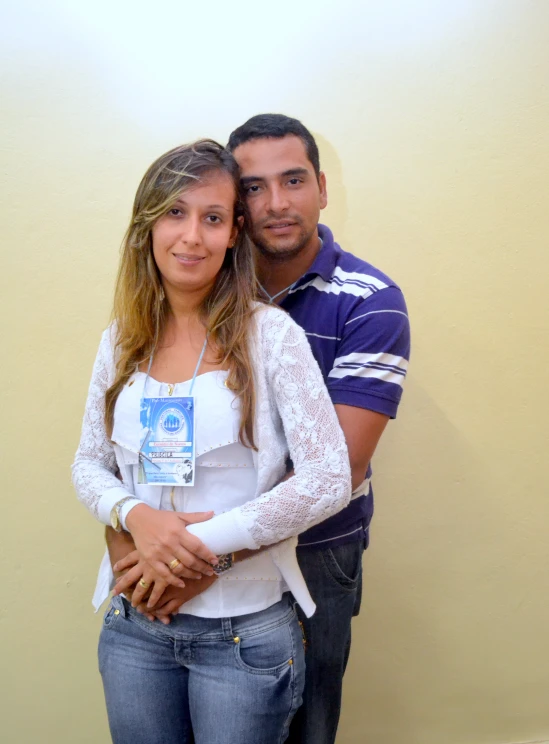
[
  {"left": 138, "top": 579, "right": 150, "bottom": 589},
  {"left": 169, "top": 559, "right": 181, "bottom": 571}
]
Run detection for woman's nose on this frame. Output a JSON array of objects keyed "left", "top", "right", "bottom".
[{"left": 180, "top": 215, "right": 201, "bottom": 246}]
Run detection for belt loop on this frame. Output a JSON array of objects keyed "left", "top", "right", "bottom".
[{"left": 221, "top": 617, "right": 234, "bottom": 640}]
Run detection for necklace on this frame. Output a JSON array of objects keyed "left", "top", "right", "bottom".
[{"left": 258, "top": 280, "right": 297, "bottom": 304}]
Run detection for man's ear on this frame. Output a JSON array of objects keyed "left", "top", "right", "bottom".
[
  {"left": 319, "top": 171, "right": 328, "bottom": 210},
  {"left": 229, "top": 217, "right": 243, "bottom": 247}
]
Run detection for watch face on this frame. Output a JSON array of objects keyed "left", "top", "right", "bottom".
[{"left": 110, "top": 509, "right": 120, "bottom": 531}]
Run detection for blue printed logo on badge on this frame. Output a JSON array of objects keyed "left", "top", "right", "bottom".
[{"left": 160, "top": 408, "right": 184, "bottom": 435}]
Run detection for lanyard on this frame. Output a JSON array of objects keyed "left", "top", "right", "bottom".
[
  {"left": 140, "top": 336, "right": 209, "bottom": 408},
  {"left": 138, "top": 336, "right": 208, "bottom": 475}
]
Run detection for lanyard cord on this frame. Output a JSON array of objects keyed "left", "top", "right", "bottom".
[{"left": 141, "top": 335, "right": 209, "bottom": 407}]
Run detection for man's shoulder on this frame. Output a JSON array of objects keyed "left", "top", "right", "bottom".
[{"left": 320, "top": 224, "right": 402, "bottom": 293}]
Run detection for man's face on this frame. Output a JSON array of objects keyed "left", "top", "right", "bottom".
[{"left": 232, "top": 135, "right": 327, "bottom": 261}]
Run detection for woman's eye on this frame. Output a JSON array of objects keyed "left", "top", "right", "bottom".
[
  {"left": 206, "top": 215, "right": 221, "bottom": 224},
  {"left": 169, "top": 208, "right": 182, "bottom": 217}
]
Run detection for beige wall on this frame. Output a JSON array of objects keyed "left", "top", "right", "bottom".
[{"left": 1, "top": 1, "right": 548, "bottom": 742}]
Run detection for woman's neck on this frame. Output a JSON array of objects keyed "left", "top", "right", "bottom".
[{"left": 163, "top": 283, "right": 209, "bottom": 327}]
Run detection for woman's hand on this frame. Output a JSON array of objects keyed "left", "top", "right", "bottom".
[{"left": 125, "top": 505, "right": 218, "bottom": 587}]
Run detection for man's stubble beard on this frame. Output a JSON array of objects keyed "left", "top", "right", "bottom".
[{"left": 251, "top": 224, "right": 316, "bottom": 264}]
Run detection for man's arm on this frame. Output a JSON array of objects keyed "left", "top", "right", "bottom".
[
  {"left": 105, "top": 526, "right": 136, "bottom": 580},
  {"left": 333, "top": 406, "right": 389, "bottom": 491}
]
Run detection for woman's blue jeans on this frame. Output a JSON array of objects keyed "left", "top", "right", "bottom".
[{"left": 98, "top": 593, "right": 305, "bottom": 744}]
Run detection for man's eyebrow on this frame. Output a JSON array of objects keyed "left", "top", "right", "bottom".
[
  {"left": 280, "top": 167, "right": 310, "bottom": 178},
  {"left": 240, "top": 175, "right": 265, "bottom": 187},
  {"left": 240, "top": 167, "right": 310, "bottom": 186}
]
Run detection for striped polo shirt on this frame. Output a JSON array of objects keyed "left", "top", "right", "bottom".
[{"left": 279, "top": 224, "right": 411, "bottom": 550}]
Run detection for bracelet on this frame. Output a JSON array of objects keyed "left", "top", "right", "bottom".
[{"left": 212, "top": 552, "right": 235, "bottom": 576}]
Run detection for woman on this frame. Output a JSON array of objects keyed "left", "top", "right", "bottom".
[{"left": 72, "top": 139, "right": 351, "bottom": 744}]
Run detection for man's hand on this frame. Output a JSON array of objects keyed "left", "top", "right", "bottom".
[{"left": 134, "top": 575, "right": 218, "bottom": 625}]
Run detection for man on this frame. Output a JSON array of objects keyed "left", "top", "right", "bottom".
[
  {"left": 227, "top": 115, "right": 410, "bottom": 743},
  {"left": 108, "top": 114, "right": 410, "bottom": 743}
]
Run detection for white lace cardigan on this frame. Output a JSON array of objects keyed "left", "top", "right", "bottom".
[{"left": 72, "top": 304, "right": 352, "bottom": 616}]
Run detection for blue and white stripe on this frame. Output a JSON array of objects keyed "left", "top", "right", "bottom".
[
  {"left": 290, "top": 266, "right": 388, "bottom": 299},
  {"left": 329, "top": 352, "right": 408, "bottom": 386}
]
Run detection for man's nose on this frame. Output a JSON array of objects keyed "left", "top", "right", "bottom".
[{"left": 267, "top": 185, "right": 290, "bottom": 214}]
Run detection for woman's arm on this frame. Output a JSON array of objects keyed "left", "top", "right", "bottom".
[
  {"left": 186, "top": 310, "right": 352, "bottom": 553},
  {"left": 72, "top": 329, "right": 217, "bottom": 588},
  {"left": 71, "top": 328, "right": 141, "bottom": 521}
]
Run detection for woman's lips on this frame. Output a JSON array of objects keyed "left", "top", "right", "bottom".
[{"left": 173, "top": 253, "right": 205, "bottom": 266}]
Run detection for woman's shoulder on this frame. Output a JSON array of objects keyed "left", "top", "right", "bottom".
[
  {"left": 96, "top": 321, "right": 118, "bottom": 361},
  {"left": 251, "top": 302, "right": 308, "bottom": 358},
  {"left": 252, "top": 301, "right": 302, "bottom": 335}
]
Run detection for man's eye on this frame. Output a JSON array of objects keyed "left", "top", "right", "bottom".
[
  {"left": 246, "top": 185, "right": 260, "bottom": 194},
  {"left": 288, "top": 178, "right": 301, "bottom": 186}
]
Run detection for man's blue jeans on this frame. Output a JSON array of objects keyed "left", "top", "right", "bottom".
[
  {"left": 287, "top": 540, "right": 364, "bottom": 744},
  {"left": 99, "top": 593, "right": 305, "bottom": 744}
]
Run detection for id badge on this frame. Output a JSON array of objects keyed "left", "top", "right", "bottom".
[{"left": 138, "top": 396, "right": 195, "bottom": 486}]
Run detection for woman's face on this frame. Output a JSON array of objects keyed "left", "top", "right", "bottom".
[{"left": 152, "top": 172, "right": 239, "bottom": 298}]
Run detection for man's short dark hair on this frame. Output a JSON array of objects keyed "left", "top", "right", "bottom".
[{"left": 227, "top": 114, "right": 320, "bottom": 178}]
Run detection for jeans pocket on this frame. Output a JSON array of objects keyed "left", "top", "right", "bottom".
[
  {"left": 233, "top": 618, "right": 296, "bottom": 676},
  {"left": 321, "top": 542, "right": 363, "bottom": 590}
]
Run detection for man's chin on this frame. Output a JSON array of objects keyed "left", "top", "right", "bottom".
[{"left": 254, "top": 234, "right": 310, "bottom": 262}]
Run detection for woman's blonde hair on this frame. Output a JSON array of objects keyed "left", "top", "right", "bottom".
[{"left": 105, "top": 139, "right": 258, "bottom": 448}]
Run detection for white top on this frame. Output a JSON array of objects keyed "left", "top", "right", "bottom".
[{"left": 72, "top": 304, "right": 352, "bottom": 617}]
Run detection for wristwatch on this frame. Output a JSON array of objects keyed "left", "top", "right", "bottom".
[
  {"left": 212, "top": 553, "right": 235, "bottom": 576},
  {"left": 110, "top": 497, "right": 135, "bottom": 533}
]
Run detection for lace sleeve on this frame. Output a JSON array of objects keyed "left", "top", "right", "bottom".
[
  {"left": 71, "top": 328, "right": 133, "bottom": 521},
  {"left": 238, "top": 310, "right": 352, "bottom": 546}
]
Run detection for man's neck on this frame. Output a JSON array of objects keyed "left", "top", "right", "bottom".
[{"left": 257, "top": 230, "right": 321, "bottom": 301}]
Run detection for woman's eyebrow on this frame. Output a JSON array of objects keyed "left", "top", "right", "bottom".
[{"left": 174, "top": 199, "right": 229, "bottom": 211}]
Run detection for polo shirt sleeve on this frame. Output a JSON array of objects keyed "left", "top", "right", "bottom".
[{"left": 327, "top": 286, "right": 411, "bottom": 418}]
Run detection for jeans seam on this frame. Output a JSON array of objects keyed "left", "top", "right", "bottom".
[
  {"left": 279, "top": 618, "right": 299, "bottom": 742},
  {"left": 234, "top": 605, "right": 295, "bottom": 639}
]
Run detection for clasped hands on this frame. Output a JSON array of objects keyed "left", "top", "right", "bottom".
[{"left": 112, "top": 504, "right": 218, "bottom": 624}]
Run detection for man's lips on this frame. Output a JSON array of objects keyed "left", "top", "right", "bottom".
[{"left": 264, "top": 221, "right": 298, "bottom": 234}]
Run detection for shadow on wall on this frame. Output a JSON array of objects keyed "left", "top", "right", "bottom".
[
  {"left": 314, "top": 133, "right": 350, "bottom": 249},
  {"left": 339, "top": 370, "right": 541, "bottom": 744}
]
